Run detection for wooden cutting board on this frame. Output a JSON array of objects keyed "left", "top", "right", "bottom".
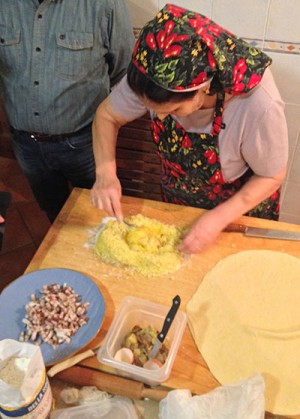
[{"left": 25, "top": 188, "right": 300, "bottom": 398}]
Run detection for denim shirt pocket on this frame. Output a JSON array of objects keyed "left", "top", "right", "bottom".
[
  {"left": 0, "top": 25, "right": 21, "bottom": 75},
  {"left": 56, "top": 31, "right": 94, "bottom": 80}
]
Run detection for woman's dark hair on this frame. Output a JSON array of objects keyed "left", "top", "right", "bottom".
[
  {"left": 127, "top": 61, "right": 222, "bottom": 103},
  {"left": 209, "top": 75, "right": 223, "bottom": 96}
]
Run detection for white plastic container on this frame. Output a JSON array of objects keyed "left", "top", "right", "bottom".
[
  {"left": 50, "top": 396, "right": 138, "bottom": 419},
  {"left": 97, "top": 296, "right": 187, "bottom": 386}
]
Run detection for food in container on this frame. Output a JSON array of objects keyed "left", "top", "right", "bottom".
[
  {"left": 97, "top": 296, "right": 186, "bottom": 386},
  {"left": 120, "top": 324, "right": 169, "bottom": 366}
]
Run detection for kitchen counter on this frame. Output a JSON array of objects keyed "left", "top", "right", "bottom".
[{"left": 24, "top": 188, "right": 300, "bottom": 417}]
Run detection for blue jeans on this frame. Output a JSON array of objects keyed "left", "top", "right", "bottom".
[{"left": 12, "top": 126, "right": 95, "bottom": 222}]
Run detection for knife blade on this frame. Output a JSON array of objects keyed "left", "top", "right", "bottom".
[
  {"left": 149, "top": 295, "right": 181, "bottom": 359},
  {"left": 225, "top": 223, "right": 300, "bottom": 241}
]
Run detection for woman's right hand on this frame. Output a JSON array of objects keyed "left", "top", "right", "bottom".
[
  {"left": 90, "top": 171, "right": 123, "bottom": 220},
  {"left": 91, "top": 97, "right": 131, "bottom": 221}
]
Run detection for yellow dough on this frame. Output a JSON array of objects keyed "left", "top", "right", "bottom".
[
  {"left": 186, "top": 250, "right": 300, "bottom": 416},
  {"left": 94, "top": 214, "right": 184, "bottom": 276}
]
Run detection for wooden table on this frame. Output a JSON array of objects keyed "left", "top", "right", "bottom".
[{"left": 25, "top": 188, "right": 300, "bottom": 415}]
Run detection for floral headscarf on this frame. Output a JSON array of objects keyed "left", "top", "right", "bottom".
[{"left": 132, "top": 3, "right": 272, "bottom": 95}]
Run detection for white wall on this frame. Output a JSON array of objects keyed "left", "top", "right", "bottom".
[{"left": 126, "top": 0, "right": 300, "bottom": 225}]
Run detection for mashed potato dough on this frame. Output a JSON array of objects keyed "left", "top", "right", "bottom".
[{"left": 94, "top": 214, "right": 183, "bottom": 276}]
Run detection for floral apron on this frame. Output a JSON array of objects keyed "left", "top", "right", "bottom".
[{"left": 151, "top": 92, "right": 280, "bottom": 220}]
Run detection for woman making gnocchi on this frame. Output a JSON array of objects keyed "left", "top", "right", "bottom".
[{"left": 91, "top": 4, "right": 288, "bottom": 253}]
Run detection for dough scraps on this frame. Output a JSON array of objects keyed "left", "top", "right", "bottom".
[
  {"left": 94, "top": 214, "right": 184, "bottom": 276},
  {"left": 186, "top": 250, "right": 300, "bottom": 416}
]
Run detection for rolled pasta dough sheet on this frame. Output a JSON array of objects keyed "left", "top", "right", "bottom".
[{"left": 186, "top": 250, "right": 300, "bottom": 416}]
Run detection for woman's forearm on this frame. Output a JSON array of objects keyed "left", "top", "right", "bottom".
[
  {"left": 91, "top": 98, "right": 129, "bottom": 218},
  {"left": 179, "top": 168, "right": 286, "bottom": 253},
  {"left": 92, "top": 98, "right": 126, "bottom": 177},
  {"left": 211, "top": 168, "right": 286, "bottom": 228}
]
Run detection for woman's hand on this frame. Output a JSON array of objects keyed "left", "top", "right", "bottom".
[
  {"left": 178, "top": 210, "right": 227, "bottom": 254},
  {"left": 179, "top": 169, "right": 286, "bottom": 254},
  {"left": 91, "top": 97, "right": 130, "bottom": 220},
  {"left": 90, "top": 168, "right": 123, "bottom": 220}
]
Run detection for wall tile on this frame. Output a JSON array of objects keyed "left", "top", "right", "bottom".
[
  {"left": 266, "top": 0, "right": 300, "bottom": 43},
  {"left": 286, "top": 146, "right": 296, "bottom": 182},
  {"left": 289, "top": 138, "right": 300, "bottom": 182},
  {"left": 265, "top": 52, "right": 300, "bottom": 105},
  {"left": 279, "top": 180, "right": 287, "bottom": 204},
  {"left": 126, "top": 0, "right": 158, "bottom": 28},
  {"left": 284, "top": 104, "right": 300, "bottom": 148},
  {"left": 212, "top": 0, "right": 269, "bottom": 39},
  {"left": 158, "top": 0, "right": 213, "bottom": 16},
  {"left": 279, "top": 180, "right": 300, "bottom": 216},
  {"left": 279, "top": 212, "right": 300, "bottom": 225}
]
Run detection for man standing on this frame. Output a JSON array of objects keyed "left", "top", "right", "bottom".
[{"left": 0, "top": 0, "right": 134, "bottom": 221}]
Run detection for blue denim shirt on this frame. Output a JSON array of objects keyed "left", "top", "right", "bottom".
[{"left": 0, "top": 0, "right": 135, "bottom": 134}]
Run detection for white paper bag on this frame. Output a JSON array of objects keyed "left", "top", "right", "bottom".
[
  {"left": 0, "top": 339, "right": 52, "bottom": 418},
  {"left": 159, "top": 374, "right": 265, "bottom": 419}
]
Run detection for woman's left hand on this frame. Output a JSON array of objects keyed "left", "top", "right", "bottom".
[
  {"left": 178, "top": 210, "right": 226, "bottom": 254},
  {"left": 178, "top": 168, "right": 287, "bottom": 254}
]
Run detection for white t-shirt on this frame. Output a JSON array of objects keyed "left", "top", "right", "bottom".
[{"left": 109, "top": 68, "right": 288, "bottom": 182}]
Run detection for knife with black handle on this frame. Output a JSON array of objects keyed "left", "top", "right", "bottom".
[{"left": 149, "top": 295, "right": 181, "bottom": 359}]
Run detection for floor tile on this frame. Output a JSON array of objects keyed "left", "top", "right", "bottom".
[
  {"left": 0, "top": 243, "right": 37, "bottom": 293},
  {"left": 0, "top": 180, "right": 7, "bottom": 191},
  {"left": 4, "top": 170, "right": 35, "bottom": 204},
  {"left": 0, "top": 206, "right": 32, "bottom": 254},
  {"left": 0, "top": 156, "right": 22, "bottom": 180},
  {"left": 0, "top": 130, "right": 46, "bottom": 292},
  {"left": 17, "top": 201, "right": 50, "bottom": 245},
  {"left": 0, "top": 155, "right": 35, "bottom": 204},
  {"left": 0, "top": 133, "right": 14, "bottom": 159}
]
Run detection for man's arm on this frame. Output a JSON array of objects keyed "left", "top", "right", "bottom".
[{"left": 106, "top": 0, "right": 135, "bottom": 87}]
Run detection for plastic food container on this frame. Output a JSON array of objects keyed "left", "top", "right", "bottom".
[
  {"left": 50, "top": 396, "right": 138, "bottom": 418},
  {"left": 97, "top": 296, "right": 187, "bottom": 386}
]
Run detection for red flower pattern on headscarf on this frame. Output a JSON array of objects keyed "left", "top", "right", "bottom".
[
  {"left": 132, "top": 3, "right": 271, "bottom": 94},
  {"left": 248, "top": 73, "right": 262, "bottom": 89}
]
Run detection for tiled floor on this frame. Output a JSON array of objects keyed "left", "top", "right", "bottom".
[{"left": 0, "top": 153, "right": 51, "bottom": 293}]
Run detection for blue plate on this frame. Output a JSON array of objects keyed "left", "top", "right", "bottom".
[{"left": 0, "top": 268, "right": 105, "bottom": 365}]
